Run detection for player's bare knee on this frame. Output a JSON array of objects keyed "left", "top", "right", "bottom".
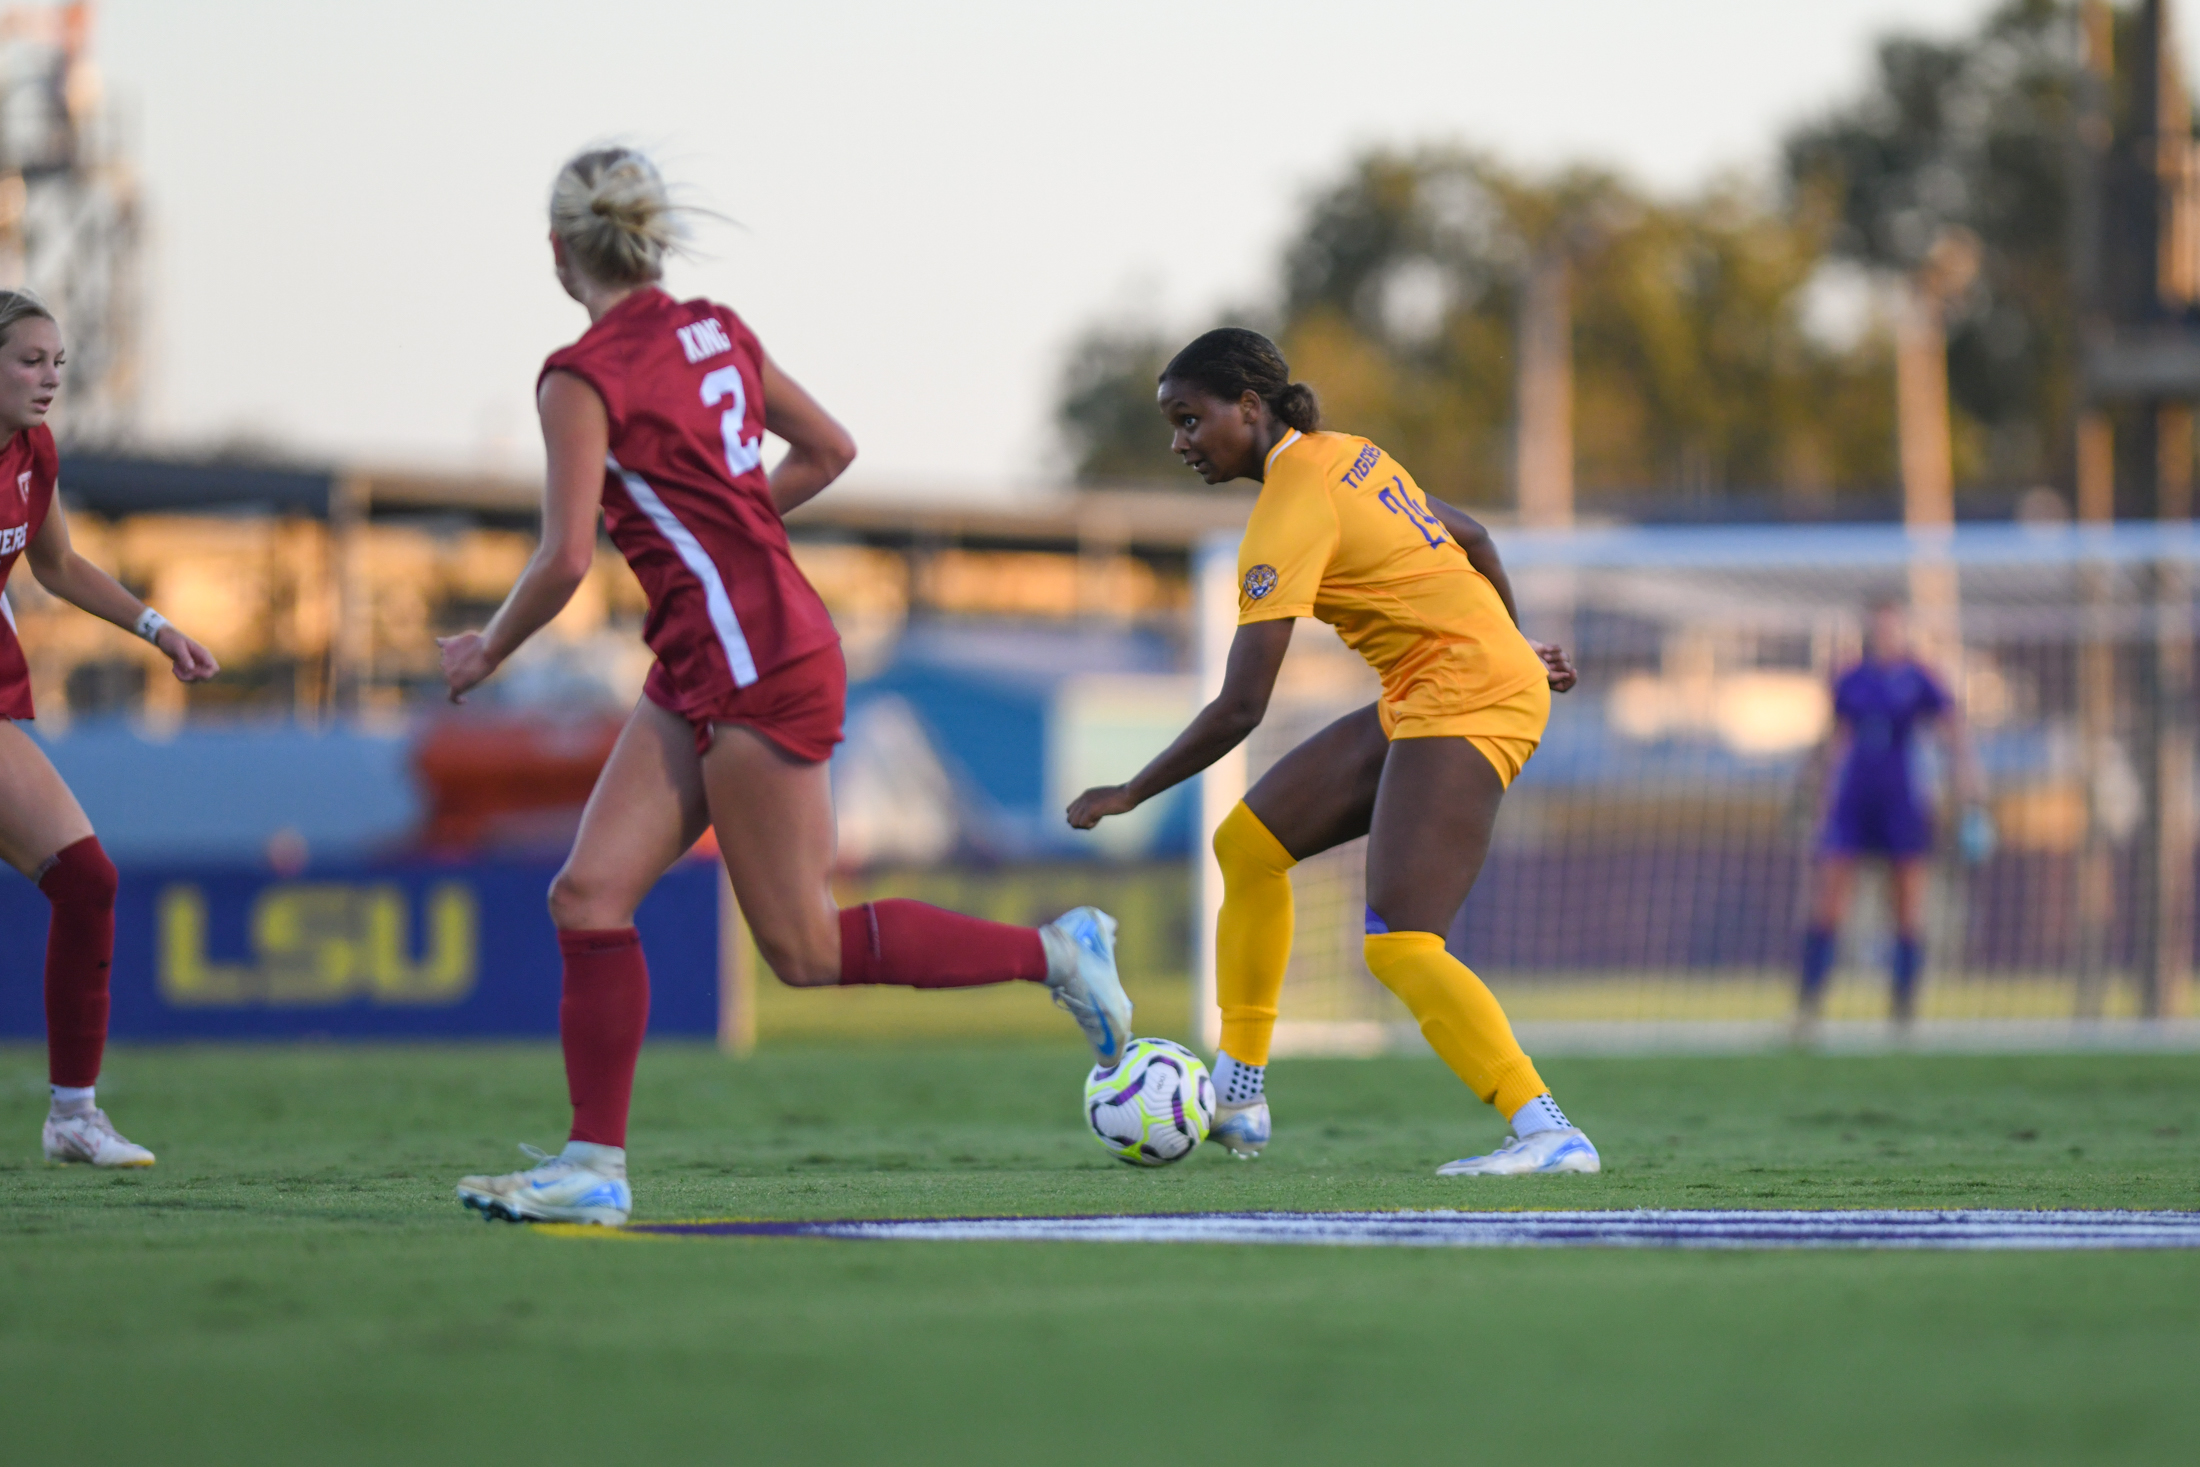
[
  {"left": 546, "top": 867, "right": 633, "bottom": 931},
  {"left": 759, "top": 939, "right": 839, "bottom": 988},
  {"left": 754, "top": 921, "right": 841, "bottom": 987}
]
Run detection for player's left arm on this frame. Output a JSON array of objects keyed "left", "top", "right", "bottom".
[
  {"left": 1425, "top": 496, "right": 1576, "bottom": 693},
  {"left": 760, "top": 352, "right": 856, "bottom": 516},
  {"left": 24, "top": 495, "right": 219, "bottom": 682},
  {"left": 1931, "top": 690, "right": 1994, "bottom": 861}
]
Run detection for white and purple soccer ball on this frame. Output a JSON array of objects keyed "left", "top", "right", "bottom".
[{"left": 1083, "top": 1038, "right": 1215, "bottom": 1166}]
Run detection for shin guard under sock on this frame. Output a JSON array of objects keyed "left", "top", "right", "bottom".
[
  {"left": 558, "top": 927, "right": 650, "bottom": 1148},
  {"left": 40, "top": 837, "right": 116, "bottom": 1089},
  {"left": 1363, "top": 930, "right": 1546, "bottom": 1117},
  {"left": 1213, "top": 801, "right": 1296, "bottom": 1067},
  {"left": 836, "top": 900, "right": 1047, "bottom": 988}
]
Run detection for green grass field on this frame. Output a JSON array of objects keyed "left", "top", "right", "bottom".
[{"left": 4, "top": 1041, "right": 2197, "bottom": 1466}]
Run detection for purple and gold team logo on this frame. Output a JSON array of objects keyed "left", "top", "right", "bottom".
[{"left": 1243, "top": 564, "right": 1278, "bottom": 600}]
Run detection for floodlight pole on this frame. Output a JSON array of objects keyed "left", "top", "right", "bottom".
[
  {"left": 1513, "top": 237, "right": 1582, "bottom": 745},
  {"left": 2138, "top": 0, "right": 2198, "bottom": 1021},
  {"left": 1897, "top": 232, "right": 1975, "bottom": 687},
  {"left": 2072, "top": 0, "right": 2197, "bottom": 1018},
  {"left": 1514, "top": 246, "right": 1574, "bottom": 531}
]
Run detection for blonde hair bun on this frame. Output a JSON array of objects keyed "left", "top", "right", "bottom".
[{"left": 550, "top": 147, "right": 681, "bottom": 287}]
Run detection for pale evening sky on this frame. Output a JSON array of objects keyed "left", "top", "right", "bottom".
[{"left": 93, "top": 0, "right": 2151, "bottom": 501}]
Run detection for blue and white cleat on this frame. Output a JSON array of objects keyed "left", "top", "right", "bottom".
[
  {"left": 1210, "top": 1098, "right": 1270, "bottom": 1159},
  {"left": 1039, "top": 906, "right": 1132, "bottom": 1066},
  {"left": 456, "top": 1143, "right": 631, "bottom": 1226},
  {"left": 1436, "top": 1127, "right": 1600, "bottom": 1176}
]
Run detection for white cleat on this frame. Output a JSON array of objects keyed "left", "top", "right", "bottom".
[
  {"left": 1040, "top": 906, "right": 1132, "bottom": 1066},
  {"left": 456, "top": 1144, "right": 631, "bottom": 1226},
  {"left": 1210, "top": 1098, "right": 1270, "bottom": 1159},
  {"left": 1436, "top": 1127, "right": 1600, "bottom": 1177},
  {"left": 43, "top": 1108, "right": 156, "bottom": 1168}
]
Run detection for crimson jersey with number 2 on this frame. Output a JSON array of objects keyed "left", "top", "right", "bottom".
[
  {"left": 0, "top": 424, "right": 58, "bottom": 720},
  {"left": 540, "top": 289, "right": 838, "bottom": 711}
]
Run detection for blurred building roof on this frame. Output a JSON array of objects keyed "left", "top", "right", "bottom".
[
  {"left": 56, "top": 450, "right": 1261, "bottom": 552},
  {"left": 61, "top": 453, "right": 335, "bottom": 517}
]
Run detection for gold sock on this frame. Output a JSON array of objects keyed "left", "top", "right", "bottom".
[
  {"left": 1363, "top": 930, "right": 1546, "bottom": 1117},
  {"left": 1212, "top": 801, "right": 1297, "bottom": 1067}
]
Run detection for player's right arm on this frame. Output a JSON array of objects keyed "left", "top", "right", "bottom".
[
  {"left": 1066, "top": 618, "right": 1294, "bottom": 829},
  {"left": 25, "top": 493, "right": 219, "bottom": 682},
  {"left": 438, "top": 370, "right": 607, "bottom": 702},
  {"left": 1071, "top": 463, "right": 1328, "bottom": 828}
]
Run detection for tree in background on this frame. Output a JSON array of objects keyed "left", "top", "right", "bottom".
[
  {"left": 1055, "top": 325, "right": 1189, "bottom": 484},
  {"left": 1784, "top": 0, "right": 2081, "bottom": 490},
  {"left": 1057, "top": 0, "right": 2104, "bottom": 508},
  {"left": 1059, "top": 147, "right": 1892, "bottom": 505}
]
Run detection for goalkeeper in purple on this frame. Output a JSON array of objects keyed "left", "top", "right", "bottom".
[{"left": 1800, "top": 601, "right": 1985, "bottom": 1028}]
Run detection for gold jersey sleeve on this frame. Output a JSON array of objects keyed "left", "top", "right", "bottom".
[{"left": 1236, "top": 429, "right": 1547, "bottom": 710}]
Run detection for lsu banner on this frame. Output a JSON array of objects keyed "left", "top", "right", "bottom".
[{"left": 0, "top": 858, "right": 723, "bottom": 1039}]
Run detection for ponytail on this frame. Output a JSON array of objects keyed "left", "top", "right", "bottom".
[
  {"left": 548, "top": 147, "right": 683, "bottom": 287},
  {"left": 1271, "top": 381, "right": 1319, "bottom": 433}
]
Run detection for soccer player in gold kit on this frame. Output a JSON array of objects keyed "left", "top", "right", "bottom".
[{"left": 1068, "top": 328, "right": 1595, "bottom": 1175}]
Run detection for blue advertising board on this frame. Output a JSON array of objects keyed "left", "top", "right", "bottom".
[{"left": 0, "top": 858, "right": 723, "bottom": 1040}]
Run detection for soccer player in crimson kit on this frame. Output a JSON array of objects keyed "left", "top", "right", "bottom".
[
  {"left": 443, "top": 149, "right": 1132, "bottom": 1226},
  {"left": 0, "top": 289, "right": 220, "bottom": 1167}
]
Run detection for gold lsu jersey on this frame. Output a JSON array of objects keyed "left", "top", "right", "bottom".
[{"left": 1236, "top": 429, "right": 1548, "bottom": 721}]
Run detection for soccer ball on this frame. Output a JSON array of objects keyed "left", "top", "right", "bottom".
[{"left": 1084, "top": 1038, "right": 1215, "bottom": 1166}]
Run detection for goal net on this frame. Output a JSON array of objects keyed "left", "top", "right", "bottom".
[{"left": 1192, "top": 523, "right": 2200, "bottom": 1052}]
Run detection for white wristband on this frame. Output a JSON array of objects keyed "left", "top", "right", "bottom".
[{"left": 133, "top": 607, "right": 170, "bottom": 645}]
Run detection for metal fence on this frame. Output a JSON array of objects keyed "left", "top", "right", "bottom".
[{"left": 1194, "top": 524, "right": 2200, "bottom": 1051}]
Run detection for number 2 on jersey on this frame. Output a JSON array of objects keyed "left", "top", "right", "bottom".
[
  {"left": 700, "top": 365, "right": 764, "bottom": 477},
  {"left": 1379, "top": 477, "right": 1447, "bottom": 548}
]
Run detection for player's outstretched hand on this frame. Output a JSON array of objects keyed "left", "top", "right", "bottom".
[
  {"left": 1533, "top": 640, "right": 1577, "bottom": 693},
  {"left": 155, "top": 627, "right": 220, "bottom": 683},
  {"left": 1067, "top": 784, "right": 1136, "bottom": 830},
  {"left": 437, "top": 631, "right": 497, "bottom": 704}
]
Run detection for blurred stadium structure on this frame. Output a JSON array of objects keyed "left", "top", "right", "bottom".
[
  {"left": 11, "top": 466, "right": 1242, "bottom": 871},
  {"left": 1195, "top": 524, "right": 2200, "bottom": 1051},
  {"left": 0, "top": 1, "right": 139, "bottom": 443},
  {"left": 16, "top": 0, "right": 2200, "bottom": 1050}
]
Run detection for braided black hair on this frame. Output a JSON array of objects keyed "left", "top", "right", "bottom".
[{"left": 1160, "top": 328, "right": 1319, "bottom": 432}]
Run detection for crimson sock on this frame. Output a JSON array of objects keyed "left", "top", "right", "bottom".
[
  {"left": 41, "top": 836, "right": 116, "bottom": 1089},
  {"left": 838, "top": 900, "right": 1047, "bottom": 988},
  {"left": 558, "top": 927, "right": 650, "bottom": 1147}
]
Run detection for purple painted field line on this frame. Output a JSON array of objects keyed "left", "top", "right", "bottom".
[{"left": 607, "top": 1208, "right": 2200, "bottom": 1251}]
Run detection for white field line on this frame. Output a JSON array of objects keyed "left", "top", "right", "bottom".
[{"left": 622, "top": 1209, "right": 2200, "bottom": 1251}]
